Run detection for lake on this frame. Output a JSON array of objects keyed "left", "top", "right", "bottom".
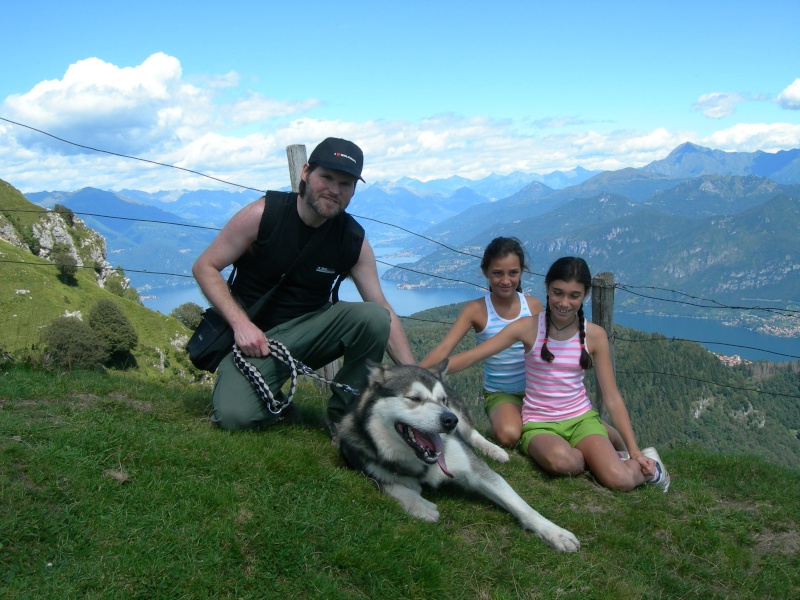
[{"left": 141, "top": 279, "right": 797, "bottom": 363}]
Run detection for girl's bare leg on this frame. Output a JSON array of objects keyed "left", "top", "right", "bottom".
[
  {"left": 489, "top": 402, "right": 523, "bottom": 448},
  {"left": 527, "top": 433, "right": 585, "bottom": 476}
]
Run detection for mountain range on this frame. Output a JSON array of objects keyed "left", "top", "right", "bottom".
[{"left": 17, "top": 143, "right": 800, "bottom": 327}]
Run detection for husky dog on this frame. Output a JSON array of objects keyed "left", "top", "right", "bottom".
[{"left": 335, "top": 361, "right": 580, "bottom": 553}]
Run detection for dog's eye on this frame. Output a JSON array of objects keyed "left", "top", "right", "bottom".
[{"left": 408, "top": 395, "right": 424, "bottom": 403}]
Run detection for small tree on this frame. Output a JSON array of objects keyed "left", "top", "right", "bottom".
[
  {"left": 102, "top": 266, "right": 142, "bottom": 304},
  {"left": 41, "top": 316, "right": 107, "bottom": 371},
  {"left": 122, "top": 286, "right": 142, "bottom": 304},
  {"left": 170, "top": 302, "right": 205, "bottom": 330},
  {"left": 52, "top": 242, "right": 78, "bottom": 281},
  {"left": 88, "top": 299, "right": 139, "bottom": 366},
  {"left": 54, "top": 204, "right": 75, "bottom": 226}
]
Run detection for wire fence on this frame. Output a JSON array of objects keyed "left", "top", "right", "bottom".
[{"left": 1, "top": 118, "right": 798, "bottom": 405}]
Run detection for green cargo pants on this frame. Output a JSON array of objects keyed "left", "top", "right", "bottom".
[{"left": 210, "top": 301, "right": 390, "bottom": 430}]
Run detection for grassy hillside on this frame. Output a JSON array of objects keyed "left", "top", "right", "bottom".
[
  {"left": 1, "top": 365, "right": 798, "bottom": 598},
  {"left": 0, "top": 238, "right": 196, "bottom": 381},
  {"left": 0, "top": 179, "right": 47, "bottom": 233}
]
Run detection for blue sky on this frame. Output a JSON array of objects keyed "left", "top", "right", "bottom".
[{"left": 1, "top": 0, "right": 799, "bottom": 193}]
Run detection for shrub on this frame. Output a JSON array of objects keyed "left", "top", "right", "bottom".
[
  {"left": 52, "top": 243, "right": 79, "bottom": 280},
  {"left": 170, "top": 302, "right": 205, "bottom": 330},
  {"left": 105, "top": 266, "right": 139, "bottom": 302},
  {"left": 88, "top": 299, "right": 139, "bottom": 364},
  {"left": 122, "top": 286, "right": 141, "bottom": 304},
  {"left": 21, "top": 225, "right": 40, "bottom": 255},
  {"left": 41, "top": 316, "right": 107, "bottom": 371},
  {"left": 54, "top": 204, "right": 75, "bottom": 226}
]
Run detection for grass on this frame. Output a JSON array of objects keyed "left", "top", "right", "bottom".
[{"left": 2, "top": 364, "right": 799, "bottom": 599}]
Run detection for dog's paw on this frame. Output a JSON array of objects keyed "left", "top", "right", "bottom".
[
  {"left": 469, "top": 433, "right": 510, "bottom": 463},
  {"left": 537, "top": 524, "right": 581, "bottom": 553},
  {"left": 485, "top": 444, "right": 510, "bottom": 464},
  {"left": 407, "top": 500, "right": 440, "bottom": 523}
]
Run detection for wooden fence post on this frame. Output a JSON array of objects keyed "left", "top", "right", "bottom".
[
  {"left": 285, "top": 145, "right": 307, "bottom": 192},
  {"left": 591, "top": 271, "right": 615, "bottom": 421},
  {"left": 284, "top": 144, "right": 340, "bottom": 392}
]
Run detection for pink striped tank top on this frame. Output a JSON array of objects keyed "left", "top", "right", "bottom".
[{"left": 522, "top": 312, "right": 592, "bottom": 424}]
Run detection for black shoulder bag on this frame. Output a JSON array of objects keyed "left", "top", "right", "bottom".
[{"left": 187, "top": 204, "right": 332, "bottom": 372}]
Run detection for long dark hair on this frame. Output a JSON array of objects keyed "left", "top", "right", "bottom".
[
  {"left": 540, "top": 256, "right": 593, "bottom": 369},
  {"left": 480, "top": 237, "right": 527, "bottom": 293}
]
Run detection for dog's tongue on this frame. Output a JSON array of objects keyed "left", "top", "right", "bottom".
[{"left": 428, "top": 432, "right": 453, "bottom": 479}]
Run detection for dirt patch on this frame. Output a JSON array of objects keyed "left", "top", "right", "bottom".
[
  {"left": 108, "top": 392, "right": 153, "bottom": 412},
  {"left": 73, "top": 393, "right": 99, "bottom": 408},
  {"left": 754, "top": 529, "right": 800, "bottom": 554}
]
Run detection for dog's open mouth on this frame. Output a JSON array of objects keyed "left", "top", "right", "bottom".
[{"left": 395, "top": 423, "right": 454, "bottom": 478}]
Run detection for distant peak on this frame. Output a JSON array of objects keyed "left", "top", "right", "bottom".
[{"left": 670, "top": 142, "right": 709, "bottom": 155}]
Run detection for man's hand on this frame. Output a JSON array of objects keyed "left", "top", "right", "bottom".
[{"left": 233, "top": 322, "right": 270, "bottom": 357}]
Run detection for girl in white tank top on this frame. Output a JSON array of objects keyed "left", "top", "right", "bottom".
[{"left": 420, "top": 237, "right": 542, "bottom": 448}]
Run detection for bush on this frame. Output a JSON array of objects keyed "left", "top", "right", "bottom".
[
  {"left": 170, "top": 302, "right": 205, "bottom": 330},
  {"left": 88, "top": 299, "right": 139, "bottom": 365},
  {"left": 41, "top": 316, "right": 107, "bottom": 371},
  {"left": 105, "top": 266, "right": 139, "bottom": 302},
  {"left": 52, "top": 243, "right": 78, "bottom": 280},
  {"left": 122, "top": 286, "right": 141, "bottom": 304},
  {"left": 21, "top": 225, "right": 40, "bottom": 255},
  {"left": 54, "top": 204, "right": 75, "bottom": 226}
]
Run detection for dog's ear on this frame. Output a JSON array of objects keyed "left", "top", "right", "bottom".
[
  {"left": 425, "top": 359, "right": 448, "bottom": 381},
  {"left": 365, "top": 359, "right": 389, "bottom": 385}
]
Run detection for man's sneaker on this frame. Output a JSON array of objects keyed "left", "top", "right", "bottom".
[{"left": 641, "top": 447, "right": 670, "bottom": 493}]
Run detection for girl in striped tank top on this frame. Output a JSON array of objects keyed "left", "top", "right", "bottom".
[
  {"left": 421, "top": 238, "right": 542, "bottom": 447},
  {"left": 446, "top": 257, "right": 670, "bottom": 493}
]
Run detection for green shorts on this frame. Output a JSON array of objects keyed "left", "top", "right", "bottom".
[
  {"left": 482, "top": 389, "right": 525, "bottom": 418},
  {"left": 519, "top": 409, "right": 608, "bottom": 454}
]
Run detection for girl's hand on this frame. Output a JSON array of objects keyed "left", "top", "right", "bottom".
[{"left": 632, "top": 454, "right": 657, "bottom": 479}]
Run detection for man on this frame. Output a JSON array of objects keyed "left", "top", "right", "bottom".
[{"left": 192, "top": 137, "right": 415, "bottom": 430}]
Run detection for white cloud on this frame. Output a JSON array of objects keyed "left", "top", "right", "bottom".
[
  {"left": 693, "top": 92, "right": 746, "bottom": 119},
  {"left": 777, "top": 78, "right": 800, "bottom": 110},
  {"left": 226, "top": 93, "right": 319, "bottom": 126},
  {"left": 700, "top": 122, "right": 800, "bottom": 152},
  {"left": 2, "top": 53, "right": 205, "bottom": 155},
  {"left": 2, "top": 53, "right": 800, "bottom": 194}
]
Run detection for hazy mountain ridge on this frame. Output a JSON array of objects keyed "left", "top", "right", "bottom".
[
  {"left": 16, "top": 143, "right": 800, "bottom": 318},
  {"left": 384, "top": 185, "right": 800, "bottom": 325},
  {"left": 643, "top": 142, "right": 800, "bottom": 183},
  {"left": 118, "top": 188, "right": 261, "bottom": 229},
  {"left": 389, "top": 165, "right": 598, "bottom": 197}
]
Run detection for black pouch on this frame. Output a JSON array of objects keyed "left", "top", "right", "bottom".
[{"left": 186, "top": 307, "right": 234, "bottom": 372}]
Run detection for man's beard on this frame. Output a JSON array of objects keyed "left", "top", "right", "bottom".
[{"left": 304, "top": 187, "right": 343, "bottom": 220}]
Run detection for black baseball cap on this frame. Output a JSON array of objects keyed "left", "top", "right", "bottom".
[{"left": 308, "top": 137, "right": 365, "bottom": 182}]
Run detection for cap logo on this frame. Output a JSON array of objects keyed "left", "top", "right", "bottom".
[{"left": 334, "top": 152, "right": 358, "bottom": 165}]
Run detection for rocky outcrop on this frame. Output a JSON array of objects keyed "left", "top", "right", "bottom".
[
  {"left": 0, "top": 212, "right": 27, "bottom": 250},
  {"left": 0, "top": 186, "right": 116, "bottom": 287}
]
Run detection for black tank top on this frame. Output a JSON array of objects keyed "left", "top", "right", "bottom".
[{"left": 231, "top": 192, "right": 365, "bottom": 330}]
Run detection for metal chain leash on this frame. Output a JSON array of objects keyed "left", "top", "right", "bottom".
[{"left": 231, "top": 338, "right": 359, "bottom": 415}]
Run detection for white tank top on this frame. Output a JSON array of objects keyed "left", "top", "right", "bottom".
[{"left": 475, "top": 292, "right": 532, "bottom": 393}]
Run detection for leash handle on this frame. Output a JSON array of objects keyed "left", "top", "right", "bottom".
[{"left": 231, "top": 338, "right": 359, "bottom": 415}]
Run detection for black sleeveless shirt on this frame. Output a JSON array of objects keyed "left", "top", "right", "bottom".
[{"left": 231, "top": 192, "right": 365, "bottom": 331}]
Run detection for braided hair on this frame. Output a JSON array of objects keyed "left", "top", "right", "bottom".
[
  {"left": 540, "top": 257, "right": 593, "bottom": 370},
  {"left": 480, "top": 236, "right": 528, "bottom": 293}
]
